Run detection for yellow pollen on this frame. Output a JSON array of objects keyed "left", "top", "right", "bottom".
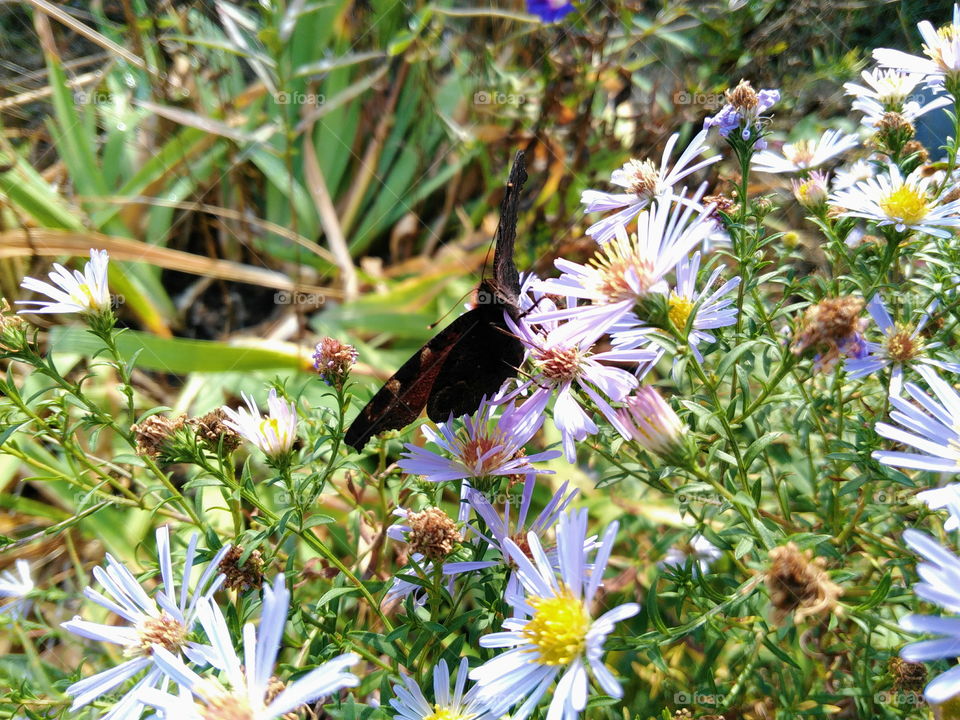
[
  {"left": 931, "top": 25, "right": 960, "bottom": 70},
  {"left": 784, "top": 140, "right": 814, "bottom": 166},
  {"left": 424, "top": 708, "right": 470, "bottom": 720},
  {"left": 879, "top": 186, "right": 929, "bottom": 225},
  {"left": 521, "top": 589, "right": 590, "bottom": 666},
  {"left": 668, "top": 293, "right": 695, "bottom": 332},
  {"left": 589, "top": 241, "right": 658, "bottom": 302},
  {"left": 885, "top": 326, "right": 922, "bottom": 363},
  {"left": 198, "top": 693, "right": 255, "bottom": 720}
]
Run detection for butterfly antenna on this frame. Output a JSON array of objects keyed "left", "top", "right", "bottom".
[{"left": 428, "top": 287, "right": 477, "bottom": 330}]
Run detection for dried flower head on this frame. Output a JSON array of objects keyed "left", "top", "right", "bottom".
[
  {"left": 903, "top": 140, "right": 930, "bottom": 164},
  {"left": 312, "top": 336, "right": 358, "bottom": 389},
  {"left": 189, "top": 408, "right": 242, "bottom": 453},
  {"left": 0, "top": 299, "right": 29, "bottom": 353},
  {"left": 726, "top": 79, "right": 760, "bottom": 112},
  {"left": 131, "top": 415, "right": 186, "bottom": 459},
  {"left": 405, "top": 507, "right": 460, "bottom": 560},
  {"left": 765, "top": 542, "right": 842, "bottom": 624},
  {"left": 791, "top": 296, "right": 866, "bottom": 370},
  {"left": 217, "top": 545, "right": 265, "bottom": 592},
  {"left": 890, "top": 656, "right": 927, "bottom": 694}
]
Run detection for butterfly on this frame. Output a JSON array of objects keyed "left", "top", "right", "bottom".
[{"left": 345, "top": 152, "right": 528, "bottom": 450}]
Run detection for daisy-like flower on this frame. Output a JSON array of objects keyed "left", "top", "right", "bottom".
[
  {"left": 832, "top": 159, "right": 876, "bottom": 190},
  {"left": 792, "top": 171, "right": 831, "bottom": 211},
  {"left": 506, "top": 310, "right": 655, "bottom": 462},
  {"left": 874, "top": 5, "right": 960, "bottom": 90},
  {"left": 222, "top": 389, "right": 298, "bottom": 461},
  {"left": 17, "top": 248, "right": 110, "bottom": 316},
  {"left": 751, "top": 129, "right": 859, "bottom": 174},
  {"left": 139, "top": 574, "right": 360, "bottom": 719},
  {"left": 854, "top": 96, "right": 952, "bottom": 129},
  {"left": 445, "top": 478, "right": 580, "bottom": 603},
  {"left": 61, "top": 527, "right": 230, "bottom": 720},
  {"left": 610, "top": 251, "right": 740, "bottom": 369},
  {"left": 397, "top": 399, "right": 560, "bottom": 484},
  {"left": 390, "top": 657, "right": 499, "bottom": 720},
  {"left": 580, "top": 129, "right": 720, "bottom": 243},
  {"left": 0, "top": 559, "right": 34, "bottom": 619},
  {"left": 873, "top": 364, "right": 960, "bottom": 474},
  {"left": 660, "top": 533, "right": 722, "bottom": 574},
  {"left": 844, "top": 68, "right": 927, "bottom": 109},
  {"left": 535, "top": 190, "right": 717, "bottom": 330},
  {"left": 917, "top": 484, "right": 960, "bottom": 531},
  {"left": 899, "top": 529, "right": 960, "bottom": 704},
  {"left": 469, "top": 509, "right": 640, "bottom": 720},
  {"left": 829, "top": 163, "right": 960, "bottom": 239},
  {"left": 846, "top": 294, "right": 960, "bottom": 394},
  {"left": 703, "top": 79, "right": 780, "bottom": 140}
]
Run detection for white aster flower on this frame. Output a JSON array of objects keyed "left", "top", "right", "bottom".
[
  {"left": 751, "top": 129, "right": 859, "bottom": 174},
  {"left": 829, "top": 164, "right": 960, "bottom": 238},
  {"left": 854, "top": 95, "right": 952, "bottom": 129},
  {"left": 535, "top": 189, "right": 717, "bottom": 330},
  {"left": 581, "top": 128, "right": 720, "bottom": 243},
  {"left": 222, "top": 389, "right": 298, "bottom": 460},
  {"left": 140, "top": 574, "right": 360, "bottom": 719},
  {"left": 660, "top": 534, "right": 722, "bottom": 574},
  {"left": 845, "top": 68, "right": 927, "bottom": 108},
  {"left": 832, "top": 159, "right": 876, "bottom": 190},
  {"left": 874, "top": 5, "right": 960, "bottom": 89},
  {"left": 61, "top": 527, "right": 230, "bottom": 720},
  {"left": 873, "top": 364, "right": 960, "bottom": 474},
  {"left": 17, "top": 248, "right": 110, "bottom": 316},
  {"left": 390, "top": 657, "right": 498, "bottom": 720},
  {"left": 0, "top": 559, "right": 34, "bottom": 619},
  {"left": 900, "top": 529, "right": 960, "bottom": 704},
  {"left": 469, "top": 509, "right": 640, "bottom": 720},
  {"left": 845, "top": 293, "right": 960, "bottom": 394}
]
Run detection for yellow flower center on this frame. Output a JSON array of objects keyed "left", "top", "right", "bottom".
[
  {"left": 522, "top": 588, "right": 590, "bottom": 666},
  {"left": 71, "top": 283, "right": 98, "bottom": 311},
  {"left": 885, "top": 326, "right": 922, "bottom": 363},
  {"left": 879, "top": 185, "right": 929, "bottom": 225},
  {"left": 589, "top": 238, "right": 659, "bottom": 302},
  {"left": 668, "top": 293, "right": 695, "bottom": 332},
  {"left": 783, "top": 140, "right": 815, "bottom": 166},
  {"left": 424, "top": 708, "right": 471, "bottom": 720},
  {"left": 929, "top": 24, "right": 960, "bottom": 72},
  {"left": 199, "top": 693, "right": 255, "bottom": 720}
]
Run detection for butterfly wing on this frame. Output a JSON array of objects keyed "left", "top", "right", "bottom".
[
  {"left": 491, "top": 151, "right": 527, "bottom": 302},
  {"left": 345, "top": 308, "right": 490, "bottom": 450},
  {"left": 426, "top": 303, "right": 524, "bottom": 422}
]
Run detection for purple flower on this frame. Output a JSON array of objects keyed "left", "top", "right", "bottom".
[
  {"left": 444, "top": 477, "right": 580, "bottom": 604},
  {"left": 580, "top": 129, "right": 720, "bottom": 243},
  {"left": 900, "top": 529, "right": 960, "bottom": 704},
  {"left": 526, "top": 0, "right": 575, "bottom": 22},
  {"left": 873, "top": 365, "right": 960, "bottom": 474},
  {"left": 846, "top": 294, "right": 960, "bottom": 394},
  {"left": 704, "top": 80, "right": 780, "bottom": 140},
  {"left": 506, "top": 308, "right": 655, "bottom": 462},
  {"left": 610, "top": 251, "right": 740, "bottom": 374},
  {"left": 398, "top": 399, "right": 560, "bottom": 483}
]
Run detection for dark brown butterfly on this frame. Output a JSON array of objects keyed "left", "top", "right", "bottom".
[{"left": 345, "top": 152, "right": 528, "bottom": 450}]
